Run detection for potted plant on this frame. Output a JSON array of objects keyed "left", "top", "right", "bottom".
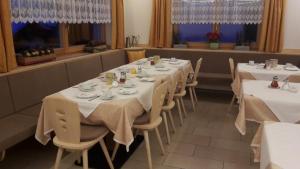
[{"left": 206, "top": 32, "right": 220, "bottom": 49}]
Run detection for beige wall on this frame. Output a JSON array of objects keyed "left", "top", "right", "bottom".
[
  {"left": 283, "top": 0, "right": 300, "bottom": 50},
  {"left": 124, "top": 0, "right": 152, "bottom": 45}
]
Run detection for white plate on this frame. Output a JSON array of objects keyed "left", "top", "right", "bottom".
[
  {"left": 169, "top": 61, "right": 181, "bottom": 65},
  {"left": 142, "top": 65, "right": 152, "bottom": 69},
  {"left": 100, "top": 95, "right": 114, "bottom": 100},
  {"left": 155, "top": 64, "right": 165, "bottom": 68},
  {"left": 98, "top": 76, "right": 107, "bottom": 82},
  {"left": 123, "top": 83, "right": 136, "bottom": 88},
  {"left": 118, "top": 88, "right": 137, "bottom": 95},
  {"left": 79, "top": 88, "right": 95, "bottom": 92},
  {"left": 140, "top": 77, "right": 155, "bottom": 82},
  {"left": 76, "top": 92, "right": 97, "bottom": 99},
  {"left": 156, "top": 68, "right": 170, "bottom": 71},
  {"left": 284, "top": 66, "right": 299, "bottom": 71}
]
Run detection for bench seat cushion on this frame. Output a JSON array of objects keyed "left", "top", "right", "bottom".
[
  {"left": 0, "top": 114, "right": 37, "bottom": 151},
  {"left": 0, "top": 76, "right": 14, "bottom": 118},
  {"left": 65, "top": 54, "right": 102, "bottom": 86},
  {"left": 8, "top": 62, "right": 69, "bottom": 112},
  {"left": 101, "top": 50, "right": 127, "bottom": 71},
  {"left": 18, "top": 103, "right": 42, "bottom": 117}
]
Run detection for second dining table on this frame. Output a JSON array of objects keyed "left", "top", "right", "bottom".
[
  {"left": 35, "top": 58, "right": 193, "bottom": 150},
  {"left": 232, "top": 63, "right": 300, "bottom": 97},
  {"left": 235, "top": 80, "right": 300, "bottom": 135}
]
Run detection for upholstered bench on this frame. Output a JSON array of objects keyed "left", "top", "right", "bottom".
[{"left": 0, "top": 49, "right": 128, "bottom": 161}]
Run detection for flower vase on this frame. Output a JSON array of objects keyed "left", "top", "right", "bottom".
[{"left": 209, "top": 42, "right": 219, "bottom": 49}]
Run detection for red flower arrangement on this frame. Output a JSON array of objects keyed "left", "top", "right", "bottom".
[{"left": 207, "top": 32, "right": 220, "bottom": 43}]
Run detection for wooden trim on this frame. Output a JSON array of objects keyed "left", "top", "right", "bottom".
[
  {"left": 59, "top": 24, "right": 69, "bottom": 49},
  {"left": 282, "top": 49, "right": 300, "bottom": 54}
]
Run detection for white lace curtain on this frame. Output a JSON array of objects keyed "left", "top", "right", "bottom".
[
  {"left": 172, "top": 0, "right": 264, "bottom": 24},
  {"left": 10, "top": 0, "right": 111, "bottom": 24}
]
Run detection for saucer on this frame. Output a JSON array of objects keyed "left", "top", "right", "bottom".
[
  {"left": 140, "top": 77, "right": 155, "bottom": 82},
  {"left": 156, "top": 68, "right": 170, "bottom": 71},
  {"left": 123, "top": 83, "right": 136, "bottom": 88},
  {"left": 169, "top": 61, "right": 181, "bottom": 65},
  {"left": 100, "top": 95, "right": 114, "bottom": 100},
  {"left": 76, "top": 92, "right": 97, "bottom": 99},
  {"left": 118, "top": 88, "right": 137, "bottom": 95},
  {"left": 284, "top": 66, "right": 299, "bottom": 71}
]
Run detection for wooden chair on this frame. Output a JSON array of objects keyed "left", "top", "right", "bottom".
[
  {"left": 111, "top": 81, "right": 168, "bottom": 169},
  {"left": 45, "top": 95, "right": 114, "bottom": 169},
  {"left": 161, "top": 72, "right": 180, "bottom": 144},
  {"left": 228, "top": 57, "right": 236, "bottom": 114},
  {"left": 132, "top": 81, "right": 168, "bottom": 169},
  {"left": 174, "top": 69, "right": 190, "bottom": 126},
  {"left": 186, "top": 58, "right": 202, "bottom": 112}
]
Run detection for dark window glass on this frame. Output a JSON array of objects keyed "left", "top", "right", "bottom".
[
  {"left": 68, "top": 24, "right": 103, "bottom": 46},
  {"left": 219, "top": 24, "right": 258, "bottom": 44},
  {"left": 12, "top": 23, "right": 60, "bottom": 53},
  {"left": 174, "top": 24, "right": 213, "bottom": 43}
]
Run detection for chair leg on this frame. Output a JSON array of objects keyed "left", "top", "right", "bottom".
[
  {"left": 82, "top": 149, "right": 89, "bottom": 169},
  {"left": 167, "top": 110, "right": 176, "bottom": 133},
  {"left": 111, "top": 142, "right": 119, "bottom": 161},
  {"left": 162, "top": 111, "right": 171, "bottom": 144},
  {"left": 192, "top": 87, "right": 198, "bottom": 103},
  {"left": 227, "top": 95, "right": 236, "bottom": 115},
  {"left": 100, "top": 139, "right": 115, "bottom": 169},
  {"left": 75, "top": 152, "right": 82, "bottom": 164},
  {"left": 175, "top": 98, "right": 184, "bottom": 126},
  {"left": 180, "top": 97, "right": 187, "bottom": 117},
  {"left": 0, "top": 150, "right": 5, "bottom": 161},
  {"left": 134, "top": 128, "right": 140, "bottom": 138},
  {"left": 143, "top": 130, "right": 152, "bottom": 169},
  {"left": 155, "top": 128, "right": 165, "bottom": 155},
  {"left": 54, "top": 148, "right": 64, "bottom": 169},
  {"left": 189, "top": 87, "right": 196, "bottom": 113}
]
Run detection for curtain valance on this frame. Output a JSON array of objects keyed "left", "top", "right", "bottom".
[
  {"left": 10, "top": 0, "right": 111, "bottom": 24},
  {"left": 172, "top": 0, "right": 264, "bottom": 24}
]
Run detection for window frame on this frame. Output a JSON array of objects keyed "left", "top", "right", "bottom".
[
  {"left": 173, "top": 23, "right": 259, "bottom": 51},
  {"left": 12, "top": 23, "right": 107, "bottom": 57},
  {"left": 56, "top": 23, "right": 106, "bottom": 56}
]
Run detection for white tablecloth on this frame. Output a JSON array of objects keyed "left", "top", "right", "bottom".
[
  {"left": 60, "top": 78, "right": 155, "bottom": 118},
  {"left": 238, "top": 63, "right": 300, "bottom": 81},
  {"left": 60, "top": 59, "right": 190, "bottom": 118},
  {"left": 261, "top": 122, "right": 300, "bottom": 169},
  {"left": 243, "top": 80, "right": 300, "bottom": 123}
]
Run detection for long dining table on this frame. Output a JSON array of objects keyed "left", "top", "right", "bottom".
[{"left": 35, "top": 58, "right": 193, "bottom": 149}]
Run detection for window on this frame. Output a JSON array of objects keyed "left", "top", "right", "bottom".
[
  {"left": 12, "top": 22, "right": 106, "bottom": 55},
  {"left": 68, "top": 24, "right": 105, "bottom": 46},
  {"left": 219, "top": 24, "right": 258, "bottom": 44},
  {"left": 174, "top": 24, "right": 213, "bottom": 43},
  {"left": 10, "top": 0, "right": 110, "bottom": 55},
  {"left": 12, "top": 23, "right": 60, "bottom": 53}
]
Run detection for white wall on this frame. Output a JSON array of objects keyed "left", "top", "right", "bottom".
[
  {"left": 122, "top": 0, "right": 300, "bottom": 49},
  {"left": 283, "top": 0, "right": 300, "bottom": 49},
  {"left": 124, "top": 0, "right": 153, "bottom": 45}
]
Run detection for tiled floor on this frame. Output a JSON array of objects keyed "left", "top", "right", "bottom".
[{"left": 0, "top": 91, "right": 260, "bottom": 169}]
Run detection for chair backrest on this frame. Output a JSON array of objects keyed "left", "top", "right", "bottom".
[
  {"left": 192, "top": 58, "right": 203, "bottom": 82},
  {"left": 178, "top": 68, "right": 190, "bottom": 93},
  {"left": 44, "top": 95, "right": 81, "bottom": 144},
  {"left": 229, "top": 58, "right": 235, "bottom": 80},
  {"left": 166, "top": 71, "right": 179, "bottom": 105},
  {"left": 149, "top": 81, "right": 168, "bottom": 123}
]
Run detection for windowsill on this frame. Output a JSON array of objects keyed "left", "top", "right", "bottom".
[{"left": 150, "top": 46, "right": 300, "bottom": 55}]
